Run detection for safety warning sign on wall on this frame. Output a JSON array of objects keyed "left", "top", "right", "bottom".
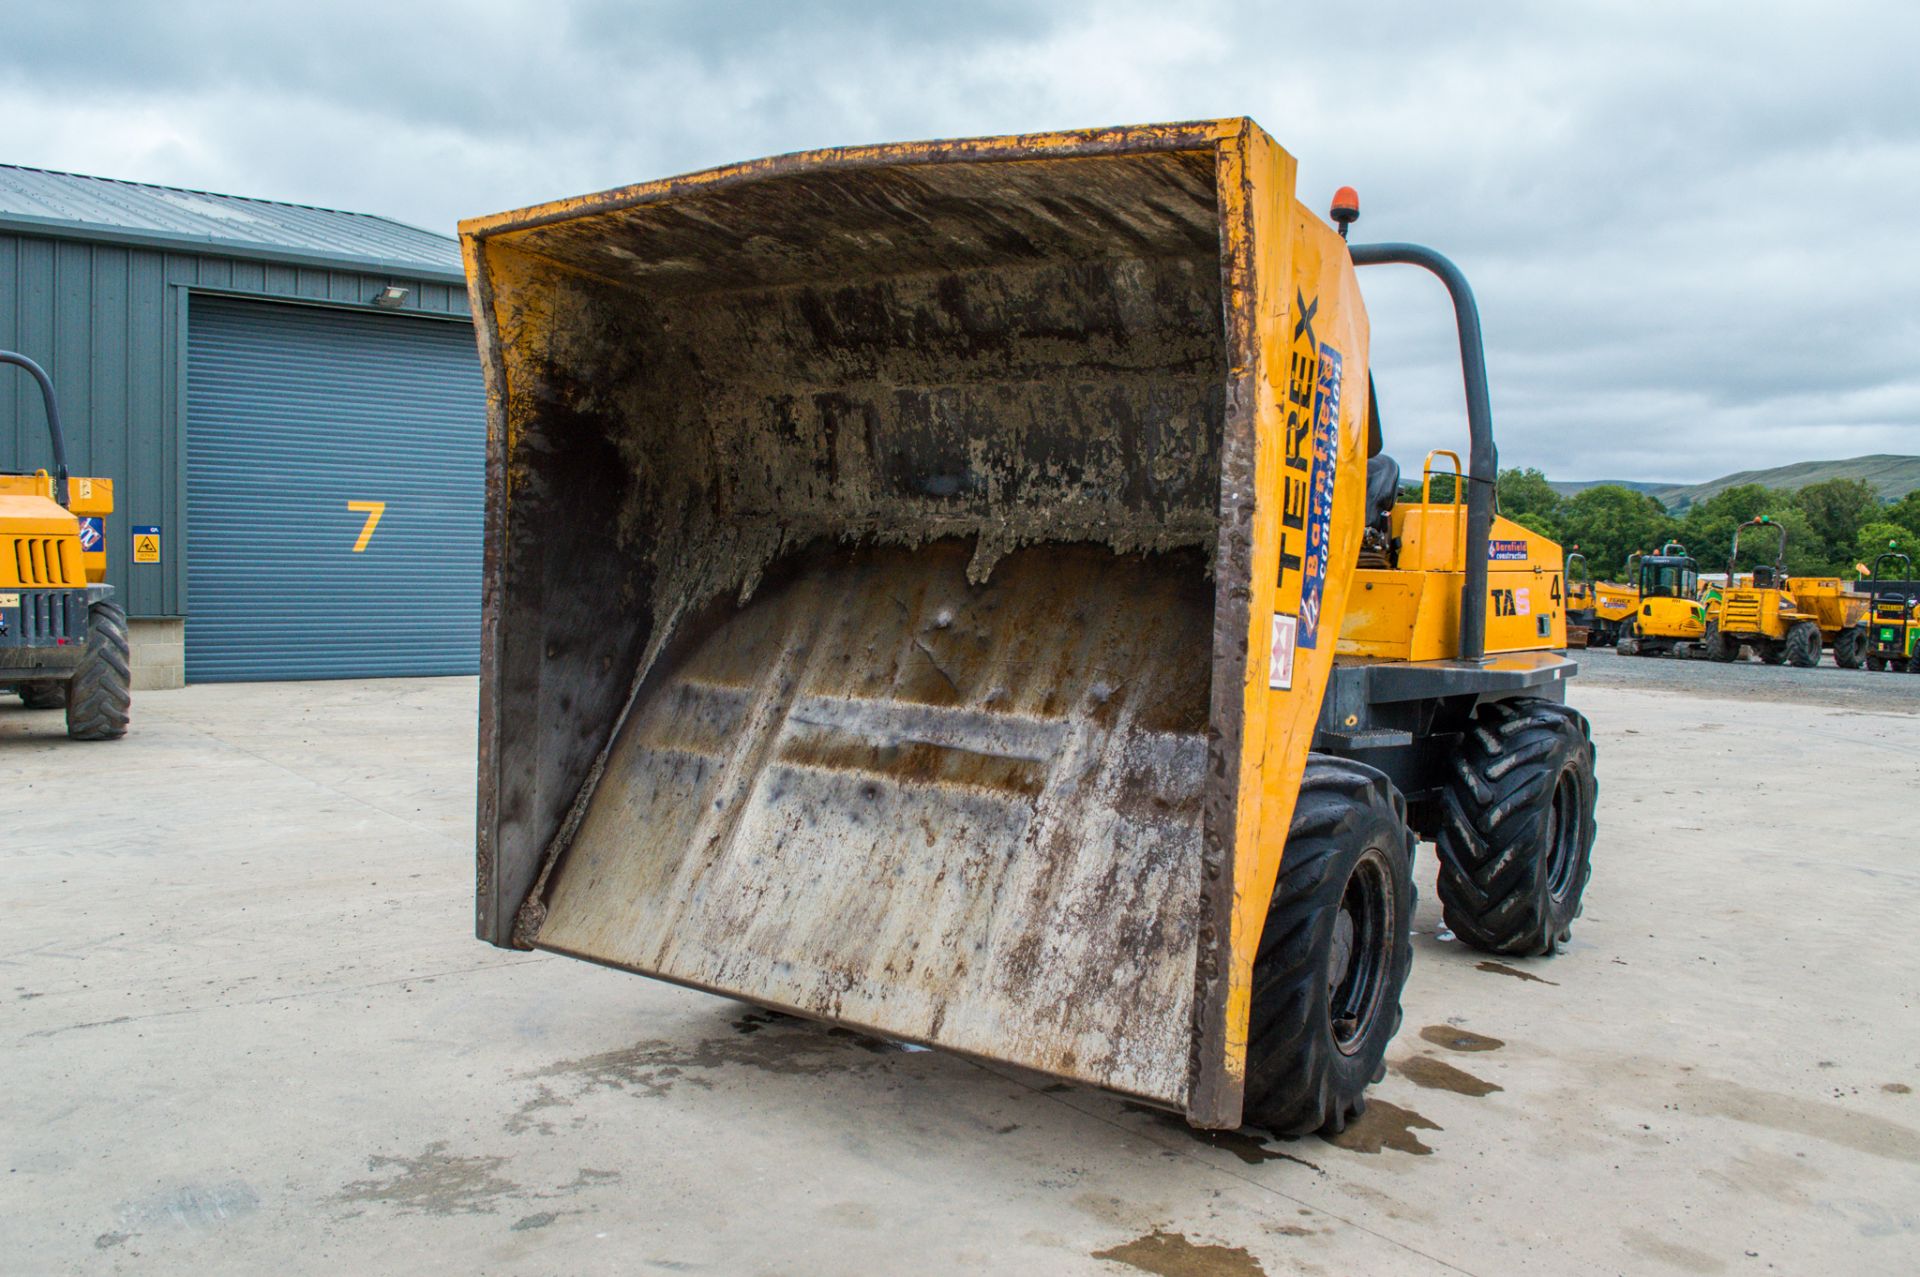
[{"left": 132, "top": 525, "right": 161, "bottom": 564}]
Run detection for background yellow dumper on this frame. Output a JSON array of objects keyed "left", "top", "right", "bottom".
[{"left": 460, "top": 120, "right": 1598, "bottom": 1133}]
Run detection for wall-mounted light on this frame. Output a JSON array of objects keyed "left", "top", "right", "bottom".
[{"left": 372, "top": 285, "right": 410, "bottom": 309}]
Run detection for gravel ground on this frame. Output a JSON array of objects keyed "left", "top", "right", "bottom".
[{"left": 1574, "top": 644, "right": 1920, "bottom": 712}]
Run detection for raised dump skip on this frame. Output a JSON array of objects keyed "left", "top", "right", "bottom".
[{"left": 463, "top": 122, "right": 1365, "bottom": 1122}]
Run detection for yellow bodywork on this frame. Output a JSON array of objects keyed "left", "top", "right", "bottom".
[
  {"left": 1637, "top": 595, "right": 1706, "bottom": 641},
  {"left": 0, "top": 472, "right": 112, "bottom": 588},
  {"left": 1781, "top": 576, "right": 1865, "bottom": 640},
  {"left": 1593, "top": 580, "right": 1638, "bottom": 626},
  {"left": 1707, "top": 580, "right": 1814, "bottom": 641},
  {"left": 1340, "top": 504, "right": 1566, "bottom": 659},
  {"left": 462, "top": 119, "right": 1563, "bottom": 1129}
]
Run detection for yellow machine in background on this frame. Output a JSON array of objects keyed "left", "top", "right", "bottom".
[
  {"left": 1616, "top": 542, "right": 1706, "bottom": 657},
  {"left": 1, "top": 351, "right": 131, "bottom": 739},
  {"left": 1704, "top": 516, "right": 1825, "bottom": 667},
  {"left": 460, "top": 120, "right": 1598, "bottom": 1136},
  {"left": 1587, "top": 551, "right": 1641, "bottom": 647},
  {"left": 1862, "top": 549, "right": 1919, "bottom": 672},
  {"left": 1783, "top": 575, "right": 1868, "bottom": 669},
  {"left": 1563, "top": 550, "right": 1593, "bottom": 647}
]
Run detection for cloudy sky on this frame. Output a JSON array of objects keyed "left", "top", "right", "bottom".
[{"left": 6, "top": 1, "right": 1915, "bottom": 483}]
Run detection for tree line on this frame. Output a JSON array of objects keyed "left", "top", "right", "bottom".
[{"left": 1483, "top": 471, "right": 1920, "bottom": 581}]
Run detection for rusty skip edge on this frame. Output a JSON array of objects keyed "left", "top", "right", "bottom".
[{"left": 462, "top": 119, "right": 1270, "bottom": 1127}]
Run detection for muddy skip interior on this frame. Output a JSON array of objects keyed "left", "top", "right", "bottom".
[{"left": 477, "top": 146, "right": 1241, "bottom": 1103}]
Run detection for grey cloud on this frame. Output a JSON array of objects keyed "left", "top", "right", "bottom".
[{"left": 3, "top": 0, "right": 1914, "bottom": 481}]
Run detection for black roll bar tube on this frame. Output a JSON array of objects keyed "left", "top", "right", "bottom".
[
  {"left": 1, "top": 350, "right": 71, "bottom": 507},
  {"left": 1346, "top": 243, "right": 1497, "bottom": 662}
]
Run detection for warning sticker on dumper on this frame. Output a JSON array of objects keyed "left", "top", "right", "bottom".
[
  {"left": 1269, "top": 613, "right": 1298, "bottom": 691},
  {"left": 1489, "top": 539, "right": 1529, "bottom": 561}
]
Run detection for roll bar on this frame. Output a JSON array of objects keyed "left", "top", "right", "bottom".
[
  {"left": 0, "top": 350, "right": 71, "bottom": 506},
  {"left": 1728, "top": 517, "right": 1787, "bottom": 580},
  {"left": 1348, "top": 242, "right": 1496, "bottom": 661}
]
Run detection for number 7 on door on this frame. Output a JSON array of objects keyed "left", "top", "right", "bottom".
[{"left": 347, "top": 500, "right": 386, "bottom": 553}]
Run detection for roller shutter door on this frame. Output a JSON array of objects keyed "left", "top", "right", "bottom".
[{"left": 186, "top": 297, "right": 485, "bottom": 681}]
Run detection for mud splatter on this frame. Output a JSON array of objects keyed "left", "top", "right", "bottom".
[
  {"left": 511, "top": 1212, "right": 558, "bottom": 1231},
  {"left": 1324, "top": 1100, "right": 1442, "bottom": 1155},
  {"left": 1396, "top": 1055, "right": 1503, "bottom": 1097},
  {"left": 1475, "top": 961, "right": 1558, "bottom": 986},
  {"left": 94, "top": 1232, "right": 129, "bottom": 1250},
  {"left": 505, "top": 1083, "right": 573, "bottom": 1135},
  {"left": 1120, "top": 1103, "right": 1321, "bottom": 1171},
  {"left": 335, "top": 1143, "right": 519, "bottom": 1217},
  {"left": 1419, "top": 1025, "right": 1504, "bottom": 1053},
  {"left": 1092, "top": 1229, "right": 1267, "bottom": 1276},
  {"left": 1884, "top": 1083, "right": 1911, "bottom": 1095}
]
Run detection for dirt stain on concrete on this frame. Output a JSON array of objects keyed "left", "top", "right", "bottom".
[
  {"left": 511, "top": 1211, "right": 558, "bottom": 1231},
  {"left": 1092, "top": 1229, "right": 1266, "bottom": 1276},
  {"left": 94, "top": 1232, "right": 129, "bottom": 1250},
  {"left": 524, "top": 1020, "right": 894, "bottom": 1103},
  {"left": 1884, "top": 1083, "right": 1911, "bottom": 1095},
  {"left": 1679, "top": 1078, "right": 1920, "bottom": 1166},
  {"left": 1419, "top": 1024, "right": 1504, "bottom": 1053},
  {"left": 1119, "top": 1102, "right": 1322, "bottom": 1171},
  {"left": 1624, "top": 1227, "right": 1727, "bottom": 1274},
  {"left": 1324, "top": 1100, "right": 1442, "bottom": 1155},
  {"left": 1396, "top": 1055, "right": 1503, "bottom": 1097},
  {"left": 1475, "top": 960, "right": 1558, "bottom": 985},
  {"left": 335, "top": 1142, "right": 519, "bottom": 1216}
]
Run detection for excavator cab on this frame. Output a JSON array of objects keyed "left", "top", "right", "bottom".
[{"left": 1617, "top": 543, "right": 1705, "bottom": 656}]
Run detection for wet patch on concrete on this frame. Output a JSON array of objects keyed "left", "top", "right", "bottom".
[
  {"left": 511, "top": 1211, "right": 559, "bottom": 1231},
  {"left": 1419, "top": 1024, "right": 1505, "bottom": 1053},
  {"left": 335, "top": 1143, "right": 519, "bottom": 1216},
  {"left": 1323, "top": 1100, "right": 1442, "bottom": 1155},
  {"left": 1092, "top": 1228, "right": 1267, "bottom": 1276},
  {"left": 114, "top": 1180, "right": 260, "bottom": 1232},
  {"left": 1475, "top": 961, "right": 1558, "bottom": 985},
  {"left": 524, "top": 1019, "right": 901, "bottom": 1105},
  {"left": 1120, "top": 1102, "right": 1322, "bottom": 1171},
  {"left": 1396, "top": 1055, "right": 1503, "bottom": 1097}
]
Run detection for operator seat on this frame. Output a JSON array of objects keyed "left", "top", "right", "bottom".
[{"left": 1358, "top": 377, "right": 1400, "bottom": 569}]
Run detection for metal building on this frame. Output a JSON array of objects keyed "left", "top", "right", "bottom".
[{"left": 0, "top": 164, "right": 483, "bottom": 687}]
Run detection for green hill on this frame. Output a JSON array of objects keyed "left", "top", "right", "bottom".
[{"left": 1549, "top": 454, "right": 1920, "bottom": 510}]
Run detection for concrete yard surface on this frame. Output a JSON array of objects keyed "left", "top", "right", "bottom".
[{"left": 2, "top": 674, "right": 1917, "bottom": 1275}]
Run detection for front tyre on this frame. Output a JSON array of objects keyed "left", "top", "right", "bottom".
[
  {"left": 1833, "top": 628, "right": 1865, "bottom": 670},
  {"left": 1704, "top": 626, "right": 1739, "bottom": 663},
  {"left": 66, "top": 600, "right": 131, "bottom": 741},
  {"left": 1243, "top": 757, "right": 1413, "bottom": 1138},
  {"left": 1783, "top": 622, "right": 1821, "bottom": 668},
  {"left": 1434, "top": 698, "right": 1598, "bottom": 958}
]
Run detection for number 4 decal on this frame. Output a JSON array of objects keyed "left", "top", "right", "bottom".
[{"left": 347, "top": 500, "right": 386, "bottom": 553}]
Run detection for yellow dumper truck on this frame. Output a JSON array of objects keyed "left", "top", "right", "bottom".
[
  {"left": 460, "top": 120, "right": 1598, "bottom": 1135},
  {"left": 2, "top": 351, "right": 131, "bottom": 739}
]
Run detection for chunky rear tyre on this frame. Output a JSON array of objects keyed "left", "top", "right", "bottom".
[
  {"left": 1243, "top": 756, "right": 1413, "bottom": 1138},
  {"left": 66, "top": 600, "right": 131, "bottom": 741},
  {"left": 1704, "top": 626, "right": 1739, "bottom": 663},
  {"left": 1833, "top": 628, "right": 1865, "bottom": 670},
  {"left": 19, "top": 682, "right": 66, "bottom": 710},
  {"left": 1783, "top": 622, "right": 1821, "bottom": 668},
  {"left": 1434, "top": 697, "right": 1598, "bottom": 958}
]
